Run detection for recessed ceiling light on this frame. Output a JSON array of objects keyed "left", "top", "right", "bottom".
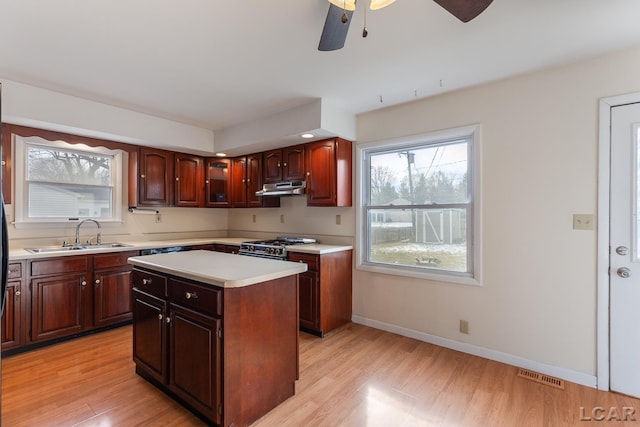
[
  {"left": 301, "top": 133, "right": 314, "bottom": 139},
  {"left": 215, "top": 152, "right": 227, "bottom": 157}
]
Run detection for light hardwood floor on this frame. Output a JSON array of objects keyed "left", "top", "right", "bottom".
[{"left": 2, "top": 323, "right": 639, "bottom": 426}]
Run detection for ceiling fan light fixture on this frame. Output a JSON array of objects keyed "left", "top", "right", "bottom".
[
  {"left": 369, "top": 0, "right": 396, "bottom": 10},
  {"left": 328, "top": 0, "right": 356, "bottom": 11}
]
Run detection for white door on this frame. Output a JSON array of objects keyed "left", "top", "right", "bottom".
[{"left": 610, "top": 102, "right": 640, "bottom": 397}]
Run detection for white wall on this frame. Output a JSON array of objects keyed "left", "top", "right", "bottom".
[{"left": 354, "top": 45, "right": 640, "bottom": 381}]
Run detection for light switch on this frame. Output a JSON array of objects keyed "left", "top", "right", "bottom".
[{"left": 573, "top": 214, "right": 594, "bottom": 230}]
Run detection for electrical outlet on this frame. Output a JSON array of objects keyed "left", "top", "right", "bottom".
[
  {"left": 280, "top": 214, "right": 285, "bottom": 224},
  {"left": 460, "top": 320, "right": 469, "bottom": 334},
  {"left": 252, "top": 214, "right": 256, "bottom": 223},
  {"left": 336, "top": 214, "right": 341, "bottom": 225},
  {"left": 573, "top": 214, "right": 594, "bottom": 230}
]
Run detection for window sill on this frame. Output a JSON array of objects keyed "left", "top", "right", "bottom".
[{"left": 356, "top": 261, "right": 481, "bottom": 286}]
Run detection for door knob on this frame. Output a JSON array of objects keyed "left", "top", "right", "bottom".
[
  {"left": 616, "top": 246, "right": 630, "bottom": 256},
  {"left": 617, "top": 267, "right": 631, "bottom": 278}
]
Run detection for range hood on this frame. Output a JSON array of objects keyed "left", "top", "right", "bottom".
[{"left": 256, "top": 180, "right": 306, "bottom": 196}]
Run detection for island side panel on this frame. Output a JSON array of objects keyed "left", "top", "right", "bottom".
[
  {"left": 320, "top": 249, "right": 353, "bottom": 334},
  {"left": 223, "top": 275, "right": 299, "bottom": 427}
]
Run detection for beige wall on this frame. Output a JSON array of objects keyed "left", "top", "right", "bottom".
[{"left": 354, "top": 45, "right": 640, "bottom": 378}]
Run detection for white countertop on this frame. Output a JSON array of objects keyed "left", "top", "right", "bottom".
[
  {"left": 128, "top": 250, "right": 308, "bottom": 288},
  {"left": 9, "top": 237, "right": 352, "bottom": 260}
]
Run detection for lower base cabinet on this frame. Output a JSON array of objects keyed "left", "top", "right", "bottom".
[
  {"left": 288, "top": 249, "right": 352, "bottom": 337},
  {"left": 132, "top": 267, "right": 298, "bottom": 427}
]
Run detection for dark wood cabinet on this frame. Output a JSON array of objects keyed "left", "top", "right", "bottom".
[
  {"left": 132, "top": 265, "right": 298, "bottom": 427},
  {"left": 205, "top": 158, "right": 231, "bottom": 207},
  {"left": 288, "top": 249, "right": 352, "bottom": 336},
  {"left": 133, "top": 288, "right": 168, "bottom": 384},
  {"left": 93, "top": 251, "right": 138, "bottom": 328},
  {"left": 305, "top": 138, "right": 352, "bottom": 207},
  {"left": 263, "top": 145, "right": 305, "bottom": 183},
  {"left": 231, "top": 154, "right": 279, "bottom": 208},
  {"left": 135, "top": 147, "right": 174, "bottom": 206},
  {"left": 230, "top": 156, "right": 248, "bottom": 207},
  {"left": 1, "top": 262, "right": 25, "bottom": 351},
  {"left": 175, "top": 153, "right": 204, "bottom": 207},
  {"left": 212, "top": 244, "right": 239, "bottom": 254},
  {"left": 29, "top": 256, "right": 90, "bottom": 343}
]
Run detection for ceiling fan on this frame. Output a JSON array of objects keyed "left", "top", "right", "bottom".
[{"left": 318, "top": 0, "right": 494, "bottom": 51}]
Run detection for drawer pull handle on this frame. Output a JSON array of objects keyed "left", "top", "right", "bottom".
[
  {"left": 185, "top": 291, "right": 198, "bottom": 300},
  {"left": 143, "top": 278, "right": 153, "bottom": 285},
  {"left": 158, "top": 314, "right": 163, "bottom": 320}
]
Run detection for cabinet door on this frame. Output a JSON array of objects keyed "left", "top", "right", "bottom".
[
  {"left": 205, "top": 158, "right": 231, "bottom": 207},
  {"left": 283, "top": 145, "right": 305, "bottom": 181},
  {"left": 298, "top": 271, "right": 320, "bottom": 330},
  {"left": 263, "top": 149, "right": 282, "bottom": 184},
  {"left": 1, "top": 281, "right": 22, "bottom": 350},
  {"left": 169, "top": 304, "right": 222, "bottom": 424},
  {"left": 175, "top": 153, "right": 204, "bottom": 207},
  {"left": 30, "top": 273, "right": 87, "bottom": 342},
  {"left": 94, "top": 267, "right": 133, "bottom": 327},
  {"left": 139, "top": 147, "right": 174, "bottom": 206},
  {"left": 306, "top": 139, "right": 337, "bottom": 206},
  {"left": 133, "top": 289, "right": 168, "bottom": 384},
  {"left": 246, "top": 153, "right": 263, "bottom": 207},
  {"left": 230, "top": 156, "right": 247, "bottom": 207}
]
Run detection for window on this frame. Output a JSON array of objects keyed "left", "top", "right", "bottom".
[
  {"left": 357, "top": 125, "right": 480, "bottom": 285},
  {"left": 14, "top": 135, "right": 123, "bottom": 224}
]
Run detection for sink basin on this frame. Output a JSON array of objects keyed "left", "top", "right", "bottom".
[{"left": 25, "top": 243, "right": 134, "bottom": 254}]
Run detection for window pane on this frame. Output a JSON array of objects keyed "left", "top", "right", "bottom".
[
  {"left": 27, "top": 145, "right": 112, "bottom": 185},
  {"left": 369, "top": 141, "right": 468, "bottom": 205},
  {"left": 28, "top": 183, "right": 113, "bottom": 218},
  {"left": 367, "top": 208, "right": 468, "bottom": 272}
]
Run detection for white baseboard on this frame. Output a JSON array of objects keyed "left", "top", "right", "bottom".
[{"left": 351, "top": 315, "right": 597, "bottom": 389}]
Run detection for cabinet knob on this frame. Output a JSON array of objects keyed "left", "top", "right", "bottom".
[
  {"left": 158, "top": 314, "right": 163, "bottom": 320},
  {"left": 205, "top": 179, "right": 209, "bottom": 184},
  {"left": 277, "top": 162, "right": 281, "bottom": 167},
  {"left": 185, "top": 291, "right": 198, "bottom": 300},
  {"left": 175, "top": 177, "right": 179, "bottom": 181},
  {"left": 81, "top": 280, "right": 87, "bottom": 286},
  {"left": 95, "top": 279, "right": 101, "bottom": 285},
  {"left": 307, "top": 171, "right": 311, "bottom": 176},
  {"left": 15, "top": 290, "right": 21, "bottom": 297},
  {"left": 140, "top": 174, "right": 146, "bottom": 179},
  {"left": 165, "top": 317, "right": 171, "bottom": 324},
  {"left": 143, "top": 278, "right": 153, "bottom": 285},
  {"left": 247, "top": 178, "right": 251, "bottom": 183}
]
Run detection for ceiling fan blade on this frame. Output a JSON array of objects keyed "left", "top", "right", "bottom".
[
  {"left": 318, "top": 4, "right": 354, "bottom": 51},
  {"left": 432, "top": 0, "right": 493, "bottom": 23}
]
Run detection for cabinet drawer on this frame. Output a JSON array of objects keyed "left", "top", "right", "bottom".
[
  {"left": 31, "top": 256, "right": 89, "bottom": 277},
  {"left": 168, "top": 278, "right": 222, "bottom": 317},
  {"left": 288, "top": 252, "right": 319, "bottom": 271},
  {"left": 7, "top": 262, "right": 22, "bottom": 279},
  {"left": 132, "top": 269, "right": 167, "bottom": 298},
  {"left": 93, "top": 251, "right": 139, "bottom": 270}
]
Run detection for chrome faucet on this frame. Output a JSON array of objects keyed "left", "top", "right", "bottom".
[{"left": 75, "top": 219, "right": 101, "bottom": 245}]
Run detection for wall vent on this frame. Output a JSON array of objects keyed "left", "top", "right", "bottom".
[{"left": 517, "top": 368, "right": 565, "bottom": 389}]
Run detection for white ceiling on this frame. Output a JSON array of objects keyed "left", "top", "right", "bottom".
[{"left": 1, "top": 0, "right": 640, "bottom": 136}]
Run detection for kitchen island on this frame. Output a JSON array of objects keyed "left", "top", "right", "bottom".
[{"left": 128, "top": 250, "right": 307, "bottom": 427}]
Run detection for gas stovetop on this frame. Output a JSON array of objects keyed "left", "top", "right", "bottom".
[{"left": 238, "top": 237, "right": 316, "bottom": 259}]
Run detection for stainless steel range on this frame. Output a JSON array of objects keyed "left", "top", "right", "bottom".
[{"left": 238, "top": 236, "right": 316, "bottom": 260}]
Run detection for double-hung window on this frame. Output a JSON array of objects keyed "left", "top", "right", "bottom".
[
  {"left": 357, "top": 125, "right": 480, "bottom": 285},
  {"left": 14, "top": 135, "right": 123, "bottom": 224}
]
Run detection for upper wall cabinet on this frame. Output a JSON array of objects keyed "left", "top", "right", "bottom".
[
  {"left": 175, "top": 153, "right": 204, "bottom": 207},
  {"left": 231, "top": 154, "right": 279, "bottom": 208},
  {"left": 305, "top": 138, "right": 352, "bottom": 207},
  {"left": 205, "top": 158, "right": 231, "bottom": 207},
  {"left": 263, "top": 145, "right": 306, "bottom": 184},
  {"left": 129, "top": 147, "right": 175, "bottom": 207}
]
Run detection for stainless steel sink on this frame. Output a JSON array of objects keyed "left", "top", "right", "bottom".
[{"left": 25, "top": 243, "right": 134, "bottom": 254}]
